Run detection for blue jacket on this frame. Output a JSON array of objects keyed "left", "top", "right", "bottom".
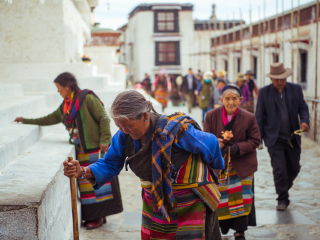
[
  {"left": 255, "top": 82, "right": 309, "bottom": 148},
  {"left": 89, "top": 124, "right": 224, "bottom": 189}
]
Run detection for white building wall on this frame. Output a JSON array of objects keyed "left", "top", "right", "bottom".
[
  {"left": 136, "top": 11, "right": 155, "bottom": 81},
  {"left": 179, "top": 11, "right": 194, "bottom": 76},
  {"left": 0, "top": 0, "right": 90, "bottom": 64},
  {"left": 123, "top": 9, "right": 197, "bottom": 81},
  {"left": 193, "top": 30, "right": 221, "bottom": 73},
  {"left": 84, "top": 46, "right": 118, "bottom": 75},
  {"left": 212, "top": 21, "right": 320, "bottom": 99},
  {"left": 63, "top": 0, "right": 91, "bottom": 63},
  {"left": 122, "top": 6, "right": 233, "bottom": 81}
]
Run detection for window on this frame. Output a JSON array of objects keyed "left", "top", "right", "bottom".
[
  {"left": 299, "top": 51, "right": 307, "bottom": 89},
  {"left": 272, "top": 53, "right": 279, "bottom": 63},
  {"left": 237, "top": 58, "right": 241, "bottom": 73},
  {"left": 224, "top": 60, "right": 228, "bottom": 72},
  {"left": 154, "top": 11, "right": 178, "bottom": 32},
  {"left": 253, "top": 56, "right": 257, "bottom": 79},
  {"left": 155, "top": 42, "right": 180, "bottom": 65}
]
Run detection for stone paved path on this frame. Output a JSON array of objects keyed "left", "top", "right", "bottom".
[{"left": 80, "top": 104, "right": 320, "bottom": 240}]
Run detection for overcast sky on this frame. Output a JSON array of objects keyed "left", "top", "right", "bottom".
[{"left": 94, "top": 0, "right": 315, "bottom": 30}]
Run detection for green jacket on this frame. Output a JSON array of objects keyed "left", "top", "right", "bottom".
[
  {"left": 199, "top": 80, "right": 214, "bottom": 109},
  {"left": 23, "top": 94, "right": 112, "bottom": 151}
]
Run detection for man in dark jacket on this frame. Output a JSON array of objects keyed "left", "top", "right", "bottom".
[
  {"left": 255, "top": 62, "right": 310, "bottom": 211},
  {"left": 180, "top": 68, "right": 197, "bottom": 113},
  {"left": 141, "top": 73, "right": 152, "bottom": 93}
]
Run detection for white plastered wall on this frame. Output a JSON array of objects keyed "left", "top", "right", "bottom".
[
  {"left": 0, "top": 0, "right": 90, "bottom": 64},
  {"left": 211, "top": 20, "right": 320, "bottom": 99},
  {"left": 84, "top": 46, "right": 118, "bottom": 75}
]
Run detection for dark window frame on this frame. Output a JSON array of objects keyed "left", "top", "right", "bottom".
[
  {"left": 154, "top": 10, "right": 179, "bottom": 33},
  {"left": 253, "top": 56, "right": 257, "bottom": 79},
  {"left": 155, "top": 41, "right": 180, "bottom": 66},
  {"left": 272, "top": 52, "right": 279, "bottom": 63},
  {"left": 237, "top": 58, "right": 241, "bottom": 73},
  {"left": 224, "top": 60, "right": 228, "bottom": 72},
  {"left": 299, "top": 50, "right": 307, "bottom": 89}
]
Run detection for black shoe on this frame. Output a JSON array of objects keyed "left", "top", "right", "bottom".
[
  {"left": 276, "top": 203, "right": 287, "bottom": 211},
  {"left": 235, "top": 236, "right": 246, "bottom": 240},
  {"left": 221, "top": 227, "right": 229, "bottom": 235},
  {"left": 234, "top": 232, "right": 245, "bottom": 240}
]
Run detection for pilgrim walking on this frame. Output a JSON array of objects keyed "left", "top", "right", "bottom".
[
  {"left": 180, "top": 68, "right": 197, "bottom": 113},
  {"left": 204, "top": 85, "right": 260, "bottom": 240},
  {"left": 235, "top": 73, "right": 250, "bottom": 111},
  {"left": 255, "top": 63, "right": 310, "bottom": 211},
  {"left": 195, "top": 70, "right": 218, "bottom": 123},
  {"left": 14, "top": 72, "right": 123, "bottom": 229},
  {"left": 245, "top": 70, "right": 259, "bottom": 113},
  {"left": 153, "top": 68, "right": 171, "bottom": 112},
  {"left": 64, "top": 90, "right": 225, "bottom": 240}
]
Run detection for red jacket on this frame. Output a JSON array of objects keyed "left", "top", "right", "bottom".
[{"left": 204, "top": 107, "right": 261, "bottom": 179}]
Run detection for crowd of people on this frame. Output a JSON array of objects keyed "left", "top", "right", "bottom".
[
  {"left": 137, "top": 66, "right": 260, "bottom": 121},
  {"left": 15, "top": 61, "right": 310, "bottom": 240}
]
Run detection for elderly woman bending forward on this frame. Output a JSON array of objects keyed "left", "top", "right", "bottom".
[
  {"left": 64, "top": 90, "right": 225, "bottom": 240},
  {"left": 204, "top": 85, "right": 261, "bottom": 240}
]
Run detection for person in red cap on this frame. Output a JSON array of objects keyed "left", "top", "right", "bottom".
[{"left": 255, "top": 62, "right": 310, "bottom": 211}]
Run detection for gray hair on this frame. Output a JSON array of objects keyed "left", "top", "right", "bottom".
[
  {"left": 110, "top": 90, "right": 157, "bottom": 120},
  {"left": 221, "top": 89, "right": 241, "bottom": 98}
]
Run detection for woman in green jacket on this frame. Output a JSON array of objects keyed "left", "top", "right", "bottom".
[
  {"left": 14, "top": 72, "right": 123, "bottom": 230},
  {"left": 195, "top": 71, "right": 216, "bottom": 124}
]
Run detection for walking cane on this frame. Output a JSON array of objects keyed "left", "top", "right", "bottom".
[{"left": 68, "top": 156, "right": 79, "bottom": 240}]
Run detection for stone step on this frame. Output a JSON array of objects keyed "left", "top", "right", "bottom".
[
  {"left": 0, "top": 62, "right": 96, "bottom": 79},
  {"left": 29, "top": 88, "right": 122, "bottom": 108},
  {"left": 0, "top": 107, "right": 58, "bottom": 170},
  {"left": 0, "top": 125, "right": 79, "bottom": 240},
  {"left": 1, "top": 75, "right": 110, "bottom": 93},
  {"left": 0, "top": 95, "right": 46, "bottom": 126},
  {"left": 0, "top": 82, "right": 23, "bottom": 99}
]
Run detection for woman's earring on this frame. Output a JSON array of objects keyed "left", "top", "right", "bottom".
[
  {"left": 67, "top": 88, "right": 69, "bottom": 90},
  {"left": 145, "top": 119, "right": 147, "bottom": 122}
]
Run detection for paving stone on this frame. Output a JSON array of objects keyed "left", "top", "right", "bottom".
[
  {"left": 295, "top": 182, "right": 316, "bottom": 188},
  {"left": 308, "top": 209, "right": 320, "bottom": 223},
  {"left": 274, "top": 225, "right": 317, "bottom": 240},
  {"left": 256, "top": 209, "right": 316, "bottom": 225},
  {"left": 122, "top": 212, "right": 141, "bottom": 227},
  {"left": 247, "top": 228, "right": 277, "bottom": 238}
]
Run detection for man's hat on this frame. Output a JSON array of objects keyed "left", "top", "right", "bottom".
[
  {"left": 176, "top": 76, "right": 183, "bottom": 86},
  {"left": 218, "top": 70, "right": 227, "bottom": 78},
  {"left": 245, "top": 70, "right": 254, "bottom": 76},
  {"left": 266, "top": 62, "right": 292, "bottom": 79},
  {"left": 236, "top": 73, "right": 246, "bottom": 81}
]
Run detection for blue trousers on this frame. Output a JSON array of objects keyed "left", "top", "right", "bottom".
[{"left": 202, "top": 107, "right": 211, "bottom": 122}]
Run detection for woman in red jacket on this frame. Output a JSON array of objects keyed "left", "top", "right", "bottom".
[{"left": 204, "top": 84, "right": 261, "bottom": 240}]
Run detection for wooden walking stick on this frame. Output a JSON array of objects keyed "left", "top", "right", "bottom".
[{"left": 68, "top": 156, "right": 79, "bottom": 240}]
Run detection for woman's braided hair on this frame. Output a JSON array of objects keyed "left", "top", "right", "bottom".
[{"left": 53, "top": 72, "right": 80, "bottom": 92}]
